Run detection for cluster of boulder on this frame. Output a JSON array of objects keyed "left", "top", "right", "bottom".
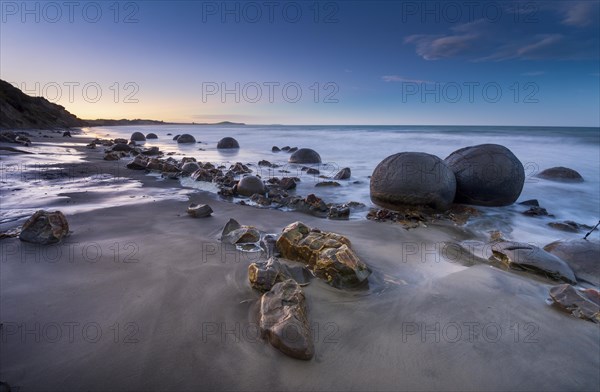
[{"left": 221, "top": 219, "right": 370, "bottom": 359}]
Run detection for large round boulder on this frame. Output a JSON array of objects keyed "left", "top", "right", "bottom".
[
  {"left": 181, "top": 161, "right": 201, "bottom": 175},
  {"left": 130, "top": 132, "right": 146, "bottom": 142},
  {"left": 237, "top": 175, "right": 265, "bottom": 197},
  {"left": 445, "top": 144, "right": 524, "bottom": 206},
  {"left": 146, "top": 133, "right": 158, "bottom": 139},
  {"left": 217, "top": 137, "right": 240, "bottom": 149},
  {"left": 536, "top": 167, "right": 584, "bottom": 182},
  {"left": 289, "top": 148, "right": 321, "bottom": 164},
  {"left": 370, "top": 152, "right": 456, "bottom": 211},
  {"left": 177, "top": 134, "right": 196, "bottom": 144}
]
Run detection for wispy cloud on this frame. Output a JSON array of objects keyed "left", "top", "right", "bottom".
[
  {"left": 381, "top": 75, "right": 433, "bottom": 84},
  {"left": 561, "top": 1, "right": 599, "bottom": 27}
]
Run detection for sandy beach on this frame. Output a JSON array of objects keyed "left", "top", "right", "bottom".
[{"left": 0, "top": 129, "right": 598, "bottom": 391}]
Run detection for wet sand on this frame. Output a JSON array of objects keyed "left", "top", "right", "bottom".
[{"left": 1, "top": 129, "right": 599, "bottom": 391}]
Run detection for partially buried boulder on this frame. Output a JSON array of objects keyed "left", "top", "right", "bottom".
[
  {"left": 544, "top": 239, "right": 599, "bottom": 286},
  {"left": 491, "top": 241, "right": 576, "bottom": 284},
  {"left": 370, "top": 152, "right": 456, "bottom": 211},
  {"left": 236, "top": 175, "right": 265, "bottom": 197},
  {"left": 146, "top": 133, "right": 158, "bottom": 139},
  {"left": 177, "top": 134, "right": 196, "bottom": 144},
  {"left": 445, "top": 144, "right": 524, "bottom": 206},
  {"left": 536, "top": 167, "right": 584, "bottom": 182},
  {"left": 130, "top": 132, "right": 146, "bottom": 142},
  {"left": 19, "top": 210, "right": 69, "bottom": 245},
  {"left": 334, "top": 167, "right": 351, "bottom": 180},
  {"left": 276, "top": 221, "right": 370, "bottom": 288},
  {"left": 549, "top": 284, "right": 599, "bottom": 323},
  {"left": 259, "top": 279, "right": 314, "bottom": 360},
  {"left": 221, "top": 218, "right": 261, "bottom": 244},
  {"left": 217, "top": 137, "right": 240, "bottom": 149},
  {"left": 289, "top": 148, "right": 321, "bottom": 164}
]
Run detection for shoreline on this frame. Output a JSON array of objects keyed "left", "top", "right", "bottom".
[{"left": 1, "top": 128, "right": 599, "bottom": 391}]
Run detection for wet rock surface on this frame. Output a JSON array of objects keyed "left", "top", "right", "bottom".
[
  {"left": 491, "top": 242, "right": 576, "bottom": 284},
  {"left": 187, "top": 203, "right": 213, "bottom": 218},
  {"left": 549, "top": 284, "right": 599, "bottom": 323},
  {"left": 19, "top": 210, "right": 69, "bottom": 244},
  {"left": 249, "top": 257, "right": 311, "bottom": 292},
  {"left": 334, "top": 167, "right": 351, "bottom": 180},
  {"left": 543, "top": 239, "right": 600, "bottom": 286},
  {"left": 259, "top": 279, "right": 314, "bottom": 360},
  {"left": 276, "top": 222, "right": 370, "bottom": 289},
  {"left": 220, "top": 218, "right": 261, "bottom": 244},
  {"left": 536, "top": 166, "right": 584, "bottom": 182}
]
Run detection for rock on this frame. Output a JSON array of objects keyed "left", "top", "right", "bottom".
[
  {"left": 146, "top": 133, "right": 158, "bottom": 139},
  {"left": 187, "top": 203, "right": 213, "bottom": 218},
  {"left": 177, "top": 134, "right": 196, "bottom": 144},
  {"left": 111, "top": 143, "right": 133, "bottom": 152},
  {"left": 549, "top": 284, "right": 599, "bottom": 323},
  {"left": 62, "top": 131, "right": 71, "bottom": 137},
  {"left": 276, "top": 222, "right": 371, "bottom": 288},
  {"left": 181, "top": 162, "right": 201, "bottom": 175},
  {"left": 86, "top": 143, "right": 96, "bottom": 149},
  {"left": 114, "top": 138, "right": 128, "bottom": 144},
  {"left": 547, "top": 221, "right": 592, "bottom": 233},
  {"left": 221, "top": 218, "right": 261, "bottom": 244},
  {"left": 272, "top": 146, "right": 281, "bottom": 152},
  {"left": 370, "top": 152, "right": 456, "bottom": 211},
  {"left": 445, "top": 144, "right": 524, "bottom": 206},
  {"left": 536, "top": 167, "right": 584, "bottom": 182},
  {"left": 237, "top": 176, "right": 265, "bottom": 197},
  {"left": 126, "top": 156, "right": 148, "bottom": 170},
  {"left": 191, "top": 168, "right": 214, "bottom": 182},
  {"left": 334, "top": 167, "right": 351, "bottom": 180},
  {"left": 315, "top": 181, "right": 340, "bottom": 187},
  {"left": 288, "top": 147, "right": 298, "bottom": 153},
  {"left": 491, "top": 242, "right": 576, "bottom": 284},
  {"left": 230, "top": 162, "right": 252, "bottom": 174},
  {"left": 217, "top": 137, "right": 240, "bottom": 149},
  {"left": 172, "top": 134, "right": 181, "bottom": 141},
  {"left": 259, "top": 279, "right": 314, "bottom": 360},
  {"left": 328, "top": 205, "right": 350, "bottom": 220},
  {"left": 522, "top": 206, "right": 552, "bottom": 217},
  {"left": 281, "top": 146, "right": 291, "bottom": 152},
  {"left": 130, "top": 132, "right": 146, "bottom": 142},
  {"left": 289, "top": 148, "right": 321, "bottom": 164},
  {"left": 103, "top": 151, "right": 122, "bottom": 161},
  {"left": 279, "top": 177, "right": 297, "bottom": 190},
  {"left": 306, "top": 168, "right": 320, "bottom": 175},
  {"left": 544, "top": 239, "right": 600, "bottom": 286},
  {"left": 249, "top": 257, "right": 311, "bottom": 292},
  {"left": 519, "top": 199, "right": 539, "bottom": 207},
  {"left": 141, "top": 146, "right": 161, "bottom": 156},
  {"left": 19, "top": 210, "right": 69, "bottom": 245}
]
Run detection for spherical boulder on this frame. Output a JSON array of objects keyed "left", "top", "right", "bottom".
[
  {"left": 217, "top": 137, "right": 240, "bottom": 149},
  {"left": 445, "top": 144, "right": 524, "bottom": 206},
  {"left": 237, "top": 175, "right": 265, "bottom": 197},
  {"left": 130, "top": 132, "right": 146, "bottom": 142},
  {"left": 177, "top": 134, "right": 196, "bottom": 144},
  {"left": 181, "top": 161, "right": 201, "bottom": 175},
  {"left": 289, "top": 148, "right": 321, "bottom": 164},
  {"left": 370, "top": 152, "right": 456, "bottom": 211},
  {"left": 146, "top": 133, "right": 158, "bottom": 139},
  {"left": 536, "top": 167, "right": 584, "bottom": 182}
]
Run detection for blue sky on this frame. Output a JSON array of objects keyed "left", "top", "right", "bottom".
[{"left": 1, "top": 0, "right": 599, "bottom": 126}]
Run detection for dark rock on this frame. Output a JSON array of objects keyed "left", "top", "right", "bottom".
[
  {"left": 62, "top": 131, "right": 71, "bottom": 137},
  {"left": 187, "top": 203, "right": 213, "bottom": 218},
  {"left": 276, "top": 221, "right": 371, "bottom": 289},
  {"left": 172, "top": 134, "right": 181, "bottom": 141},
  {"left": 141, "top": 146, "right": 161, "bottom": 156},
  {"left": 111, "top": 143, "right": 132, "bottom": 152},
  {"left": 547, "top": 221, "right": 593, "bottom": 233},
  {"left": 445, "top": 144, "right": 524, "bottom": 206},
  {"left": 130, "top": 132, "right": 146, "bottom": 142},
  {"left": 334, "top": 167, "right": 351, "bottom": 180},
  {"left": 181, "top": 162, "right": 201, "bottom": 175},
  {"left": 491, "top": 241, "right": 576, "bottom": 283},
  {"left": 217, "top": 137, "right": 240, "bottom": 149},
  {"left": 315, "top": 181, "right": 340, "bottom": 187},
  {"left": 544, "top": 239, "right": 600, "bottom": 286},
  {"left": 249, "top": 257, "right": 311, "bottom": 292},
  {"left": 258, "top": 160, "right": 272, "bottom": 167},
  {"left": 103, "top": 151, "right": 122, "bottom": 161},
  {"left": 230, "top": 162, "right": 252, "bottom": 174},
  {"left": 237, "top": 176, "right": 265, "bottom": 197},
  {"left": 279, "top": 177, "right": 297, "bottom": 190},
  {"left": 272, "top": 146, "right": 281, "bottom": 152},
  {"left": 251, "top": 194, "right": 272, "bottom": 206},
  {"left": 126, "top": 156, "right": 148, "bottom": 170},
  {"left": 221, "top": 218, "right": 261, "bottom": 244},
  {"left": 289, "top": 148, "right": 321, "bottom": 164},
  {"left": 536, "top": 167, "right": 584, "bottom": 182},
  {"left": 146, "top": 133, "right": 158, "bottom": 139},
  {"left": 288, "top": 147, "right": 298, "bottom": 153},
  {"left": 281, "top": 146, "right": 291, "bottom": 152},
  {"left": 519, "top": 199, "right": 539, "bottom": 207},
  {"left": 114, "top": 138, "right": 128, "bottom": 144},
  {"left": 522, "top": 206, "right": 552, "bottom": 217},
  {"left": 549, "top": 284, "right": 599, "bottom": 323},
  {"left": 19, "top": 210, "right": 69, "bottom": 245},
  {"left": 370, "top": 152, "right": 456, "bottom": 211},
  {"left": 191, "top": 168, "right": 215, "bottom": 182},
  {"left": 259, "top": 279, "right": 314, "bottom": 360},
  {"left": 177, "top": 134, "right": 196, "bottom": 144},
  {"left": 328, "top": 205, "right": 350, "bottom": 220},
  {"left": 306, "top": 168, "right": 320, "bottom": 175}
]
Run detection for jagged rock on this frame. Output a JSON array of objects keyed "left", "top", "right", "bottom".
[
  {"left": 187, "top": 203, "right": 213, "bottom": 218},
  {"left": 522, "top": 206, "right": 552, "bottom": 217},
  {"left": 328, "top": 205, "right": 350, "bottom": 220},
  {"left": 221, "top": 218, "right": 261, "bottom": 244},
  {"left": 141, "top": 146, "right": 161, "bottom": 156},
  {"left": 445, "top": 144, "right": 524, "bottom": 206},
  {"left": 549, "top": 284, "right": 599, "bottom": 323},
  {"left": 19, "top": 210, "right": 69, "bottom": 245},
  {"left": 279, "top": 177, "right": 297, "bottom": 190},
  {"left": 191, "top": 168, "right": 214, "bottom": 182},
  {"left": 544, "top": 239, "right": 600, "bottom": 286},
  {"left": 334, "top": 167, "right": 351, "bottom": 180},
  {"left": 177, "top": 134, "right": 196, "bottom": 144},
  {"left": 111, "top": 143, "right": 132, "bottom": 152},
  {"left": 126, "top": 156, "right": 148, "bottom": 170},
  {"left": 536, "top": 167, "right": 584, "bottom": 182},
  {"left": 491, "top": 241, "right": 576, "bottom": 284},
  {"left": 248, "top": 257, "right": 311, "bottom": 292},
  {"left": 276, "top": 222, "right": 370, "bottom": 288},
  {"left": 259, "top": 279, "right": 314, "bottom": 360}
]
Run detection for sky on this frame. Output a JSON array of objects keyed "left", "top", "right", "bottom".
[{"left": 1, "top": 0, "right": 599, "bottom": 126}]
